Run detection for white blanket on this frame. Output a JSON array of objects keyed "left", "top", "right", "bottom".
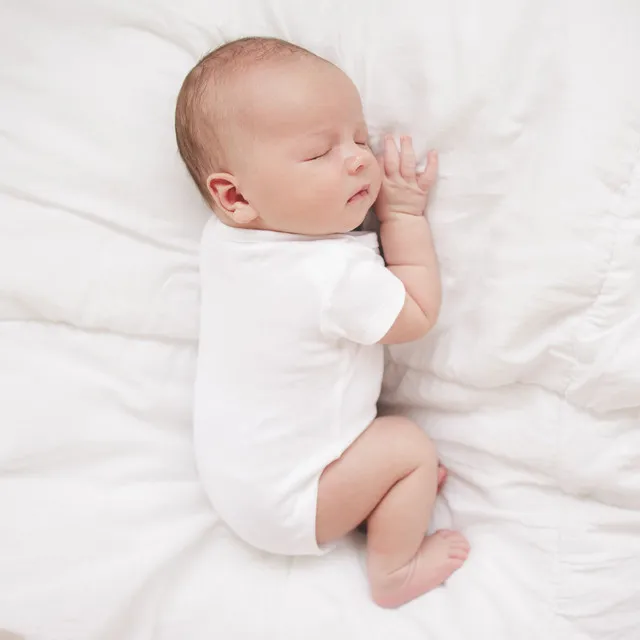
[{"left": 1, "top": 1, "right": 639, "bottom": 638}]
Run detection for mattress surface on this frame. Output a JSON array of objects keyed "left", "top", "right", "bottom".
[{"left": 1, "top": 1, "right": 639, "bottom": 638}]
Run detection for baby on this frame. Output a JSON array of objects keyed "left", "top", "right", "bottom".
[{"left": 176, "top": 37, "right": 469, "bottom": 608}]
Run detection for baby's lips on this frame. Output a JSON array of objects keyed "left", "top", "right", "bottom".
[{"left": 347, "top": 185, "right": 370, "bottom": 203}]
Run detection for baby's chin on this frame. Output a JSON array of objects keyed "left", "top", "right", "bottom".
[
  {"left": 337, "top": 210, "right": 371, "bottom": 234},
  {"left": 344, "top": 199, "right": 375, "bottom": 229}
]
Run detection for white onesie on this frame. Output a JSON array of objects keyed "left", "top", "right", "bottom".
[{"left": 194, "top": 218, "right": 406, "bottom": 555}]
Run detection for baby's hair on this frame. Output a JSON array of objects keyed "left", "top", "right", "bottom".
[{"left": 175, "top": 36, "right": 318, "bottom": 205}]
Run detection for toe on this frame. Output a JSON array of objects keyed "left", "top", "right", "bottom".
[
  {"left": 444, "top": 531, "right": 467, "bottom": 544},
  {"left": 452, "top": 538, "right": 470, "bottom": 550},
  {"left": 449, "top": 547, "right": 469, "bottom": 560}
]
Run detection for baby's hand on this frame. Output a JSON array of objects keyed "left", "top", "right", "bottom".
[{"left": 375, "top": 135, "right": 438, "bottom": 222}]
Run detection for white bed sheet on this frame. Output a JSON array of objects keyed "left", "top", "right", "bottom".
[{"left": 1, "top": 1, "right": 639, "bottom": 639}]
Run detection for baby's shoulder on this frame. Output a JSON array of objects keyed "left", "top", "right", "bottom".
[{"left": 299, "top": 233, "right": 382, "bottom": 289}]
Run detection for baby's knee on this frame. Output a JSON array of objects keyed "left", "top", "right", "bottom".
[{"left": 376, "top": 415, "right": 437, "bottom": 467}]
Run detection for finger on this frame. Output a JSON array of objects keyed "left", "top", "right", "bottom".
[
  {"left": 399, "top": 135, "right": 417, "bottom": 181},
  {"left": 417, "top": 150, "right": 438, "bottom": 191},
  {"left": 383, "top": 135, "right": 400, "bottom": 177}
]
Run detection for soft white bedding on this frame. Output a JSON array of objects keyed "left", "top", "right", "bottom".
[{"left": 1, "top": 1, "right": 639, "bottom": 638}]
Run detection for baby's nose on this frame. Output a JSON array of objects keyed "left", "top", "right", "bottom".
[{"left": 346, "top": 153, "right": 366, "bottom": 175}]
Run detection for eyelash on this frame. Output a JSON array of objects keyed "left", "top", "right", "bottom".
[
  {"left": 306, "top": 150, "right": 330, "bottom": 161},
  {"left": 306, "top": 140, "right": 369, "bottom": 162}
]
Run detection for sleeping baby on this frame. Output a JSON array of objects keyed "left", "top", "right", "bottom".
[{"left": 175, "top": 36, "right": 469, "bottom": 608}]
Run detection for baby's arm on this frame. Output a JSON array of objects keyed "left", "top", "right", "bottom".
[{"left": 375, "top": 136, "right": 440, "bottom": 344}]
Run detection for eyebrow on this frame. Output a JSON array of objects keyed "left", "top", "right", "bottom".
[{"left": 303, "top": 123, "right": 369, "bottom": 138}]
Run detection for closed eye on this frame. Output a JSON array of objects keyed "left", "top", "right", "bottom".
[{"left": 304, "top": 148, "right": 331, "bottom": 162}]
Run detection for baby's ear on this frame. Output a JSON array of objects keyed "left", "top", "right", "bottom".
[{"left": 206, "top": 173, "right": 258, "bottom": 225}]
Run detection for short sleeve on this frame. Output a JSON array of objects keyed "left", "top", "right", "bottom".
[{"left": 321, "top": 249, "right": 406, "bottom": 345}]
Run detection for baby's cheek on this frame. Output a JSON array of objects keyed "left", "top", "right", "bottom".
[
  {"left": 316, "top": 180, "right": 342, "bottom": 210},
  {"left": 261, "top": 175, "right": 288, "bottom": 207},
  {"left": 370, "top": 167, "right": 383, "bottom": 198}
]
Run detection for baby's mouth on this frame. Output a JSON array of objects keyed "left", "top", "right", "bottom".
[{"left": 347, "top": 185, "right": 370, "bottom": 204}]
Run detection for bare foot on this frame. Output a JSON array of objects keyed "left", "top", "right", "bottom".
[
  {"left": 437, "top": 464, "right": 448, "bottom": 492},
  {"left": 370, "top": 530, "right": 469, "bottom": 609}
]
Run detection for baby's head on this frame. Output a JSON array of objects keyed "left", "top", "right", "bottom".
[{"left": 175, "top": 37, "right": 381, "bottom": 235}]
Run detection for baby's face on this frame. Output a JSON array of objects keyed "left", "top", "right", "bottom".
[{"left": 226, "top": 59, "right": 381, "bottom": 235}]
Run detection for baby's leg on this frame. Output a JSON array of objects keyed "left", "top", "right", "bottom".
[
  {"left": 316, "top": 416, "right": 469, "bottom": 608},
  {"left": 356, "top": 461, "right": 447, "bottom": 536}
]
